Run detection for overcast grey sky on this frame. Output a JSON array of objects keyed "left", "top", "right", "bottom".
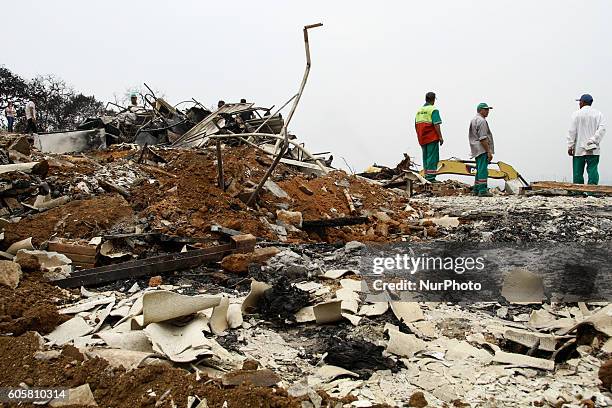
[{"left": 5, "top": 0, "right": 611, "bottom": 183}]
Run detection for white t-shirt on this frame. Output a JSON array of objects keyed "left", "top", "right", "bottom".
[{"left": 25, "top": 100, "right": 36, "bottom": 120}]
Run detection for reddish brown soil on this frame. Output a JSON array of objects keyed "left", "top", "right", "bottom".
[
  {"left": 0, "top": 273, "right": 69, "bottom": 335},
  {"left": 0, "top": 333, "right": 345, "bottom": 408},
  {"left": 131, "top": 148, "right": 279, "bottom": 239},
  {"left": 3, "top": 194, "right": 134, "bottom": 246}
]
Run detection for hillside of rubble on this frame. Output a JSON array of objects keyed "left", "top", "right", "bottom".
[{"left": 0, "top": 122, "right": 611, "bottom": 408}]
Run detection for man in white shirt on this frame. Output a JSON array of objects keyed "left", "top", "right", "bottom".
[
  {"left": 568, "top": 94, "right": 606, "bottom": 185},
  {"left": 25, "top": 98, "right": 37, "bottom": 133}
]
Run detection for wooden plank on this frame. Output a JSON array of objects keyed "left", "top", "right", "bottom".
[
  {"left": 48, "top": 241, "right": 98, "bottom": 256},
  {"left": 53, "top": 244, "right": 234, "bottom": 288},
  {"left": 62, "top": 253, "right": 97, "bottom": 263},
  {"left": 302, "top": 216, "right": 368, "bottom": 228},
  {"left": 72, "top": 262, "right": 96, "bottom": 269},
  {"left": 530, "top": 181, "right": 612, "bottom": 195}
]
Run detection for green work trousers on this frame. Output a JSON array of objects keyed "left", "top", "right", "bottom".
[
  {"left": 573, "top": 155, "right": 599, "bottom": 185},
  {"left": 421, "top": 141, "right": 439, "bottom": 182},
  {"left": 474, "top": 153, "right": 489, "bottom": 194}
]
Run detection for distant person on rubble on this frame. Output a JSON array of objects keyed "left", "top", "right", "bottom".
[
  {"left": 4, "top": 101, "right": 16, "bottom": 132},
  {"left": 469, "top": 103, "right": 495, "bottom": 197},
  {"left": 415, "top": 92, "right": 443, "bottom": 182},
  {"left": 25, "top": 98, "right": 37, "bottom": 134},
  {"left": 128, "top": 93, "right": 140, "bottom": 112},
  {"left": 217, "top": 100, "right": 225, "bottom": 109},
  {"left": 239, "top": 98, "right": 254, "bottom": 122},
  {"left": 567, "top": 94, "right": 606, "bottom": 186}
]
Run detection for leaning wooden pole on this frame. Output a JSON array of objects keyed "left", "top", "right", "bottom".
[
  {"left": 246, "top": 23, "right": 323, "bottom": 207},
  {"left": 216, "top": 141, "right": 225, "bottom": 190}
]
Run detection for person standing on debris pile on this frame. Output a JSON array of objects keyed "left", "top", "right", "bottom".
[
  {"left": 469, "top": 103, "right": 495, "bottom": 197},
  {"left": 128, "top": 93, "right": 140, "bottom": 112},
  {"left": 239, "top": 98, "right": 254, "bottom": 122},
  {"left": 4, "top": 101, "right": 16, "bottom": 132},
  {"left": 217, "top": 100, "right": 225, "bottom": 109},
  {"left": 25, "top": 98, "right": 37, "bottom": 134},
  {"left": 415, "top": 92, "right": 443, "bottom": 182},
  {"left": 568, "top": 94, "right": 606, "bottom": 185}
]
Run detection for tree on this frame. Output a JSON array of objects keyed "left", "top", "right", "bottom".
[{"left": 0, "top": 67, "right": 105, "bottom": 132}]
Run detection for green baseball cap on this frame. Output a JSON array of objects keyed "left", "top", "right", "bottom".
[{"left": 477, "top": 102, "right": 493, "bottom": 111}]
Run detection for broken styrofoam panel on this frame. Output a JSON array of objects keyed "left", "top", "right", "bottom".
[
  {"left": 341, "top": 300, "right": 359, "bottom": 315},
  {"left": 340, "top": 279, "right": 364, "bottom": 292},
  {"left": 6, "top": 237, "right": 34, "bottom": 255},
  {"left": 49, "top": 383, "right": 97, "bottom": 407},
  {"left": 144, "top": 315, "right": 212, "bottom": 363},
  {"left": 559, "top": 304, "right": 612, "bottom": 337},
  {"left": 342, "top": 313, "right": 362, "bottom": 326},
  {"left": 358, "top": 302, "right": 389, "bottom": 317},
  {"left": 46, "top": 316, "right": 94, "bottom": 346},
  {"left": 503, "top": 329, "right": 560, "bottom": 352},
  {"left": 501, "top": 269, "right": 544, "bottom": 304},
  {"left": 491, "top": 349, "right": 555, "bottom": 371},
  {"left": 227, "top": 303, "right": 243, "bottom": 329},
  {"left": 210, "top": 296, "right": 230, "bottom": 335},
  {"left": 142, "top": 290, "right": 221, "bottom": 325},
  {"left": 389, "top": 302, "right": 424, "bottom": 324},
  {"left": 335, "top": 288, "right": 360, "bottom": 302},
  {"left": 263, "top": 180, "right": 289, "bottom": 199},
  {"left": 128, "top": 282, "right": 140, "bottom": 293},
  {"left": 409, "top": 321, "right": 437, "bottom": 338},
  {"left": 128, "top": 295, "right": 144, "bottom": 316},
  {"left": 91, "top": 301, "right": 115, "bottom": 332},
  {"left": 312, "top": 365, "right": 359, "bottom": 383},
  {"left": 313, "top": 300, "right": 343, "bottom": 324},
  {"left": 73, "top": 335, "right": 105, "bottom": 349},
  {"left": 295, "top": 306, "right": 316, "bottom": 323},
  {"left": 432, "top": 337, "right": 492, "bottom": 363},
  {"left": 84, "top": 348, "right": 159, "bottom": 371},
  {"left": 96, "top": 331, "right": 154, "bottom": 353},
  {"left": 241, "top": 279, "right": 272, "bottom": 313},
  {"left": 528, "top": 309, "right": 575, "bottom": 331},
  {"left": 322, "top": 269, "right": 358, "bottom": 280},
  {"left": 99, "top": 241, "right": 132, "bottom": 258},
  {"left": 88, "top": 236, "right": 102, "bottom": 246},
  {"left": 603, "top": 338, "right": 612, "bottom": 353},
  {"left": 59, "top": 295, "right": 116, "bottom": 315},
  {"left": 423, "top": 215, "right": 460, "bottom": 228},
  {"left": 386, "top": 330, "right": 426, "bottom": 358},
  {"left": 294, "top": 281, "right": 323, "bottom": 293},
  {"left": 15, "top": 249, "right": 72, "bottom": 271},
  {"left": 109, "top": 305, "right": 131, "bottom": 318}
]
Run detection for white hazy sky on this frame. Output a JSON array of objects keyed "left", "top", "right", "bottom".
[{"left": 5, "top": 0, "right": 611, "bottom": 183}]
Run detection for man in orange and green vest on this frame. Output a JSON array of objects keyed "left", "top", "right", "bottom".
[{"left": 415, "top": 92, "right": 444, "bottom": 182}]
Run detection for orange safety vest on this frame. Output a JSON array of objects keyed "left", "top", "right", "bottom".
[{"left": 415, "top": 105, "right": 440, "bottom": 146}]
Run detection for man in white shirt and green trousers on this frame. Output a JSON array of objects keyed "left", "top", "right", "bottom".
[
  {"left": 469, "top": 103, "right": 495, "bottom": 197},
  {"left": 568, "top": 94, "right": 606, "bottom": 186}
]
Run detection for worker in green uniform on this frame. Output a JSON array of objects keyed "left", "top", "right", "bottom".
[
  {"left": 415, "top": 92, "right": 444, "bottom": 182},
  {"left": 468, "top": 103, "right": 495, "bottom": 197}
]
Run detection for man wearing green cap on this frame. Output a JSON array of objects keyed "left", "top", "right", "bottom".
[{"left": 468, "top": 103, "right": 494, "bottom": 197}]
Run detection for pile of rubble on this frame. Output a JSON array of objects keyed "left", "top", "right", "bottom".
[{"left": 0, "top": 122, "right": 610, "bottom": 407}]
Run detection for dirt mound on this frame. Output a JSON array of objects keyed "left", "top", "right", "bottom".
[
  {"left": 0, "top": 273, "right": 69, "bottom": 335},
  {"left": 0, "top": 333, "right": 337, "bottom": 408},
  {"left": 131, "top": 148, "right": 280, "bottom": 239},
  {"left": 3, "top": 194, "right": 133, "bottom": 246}
]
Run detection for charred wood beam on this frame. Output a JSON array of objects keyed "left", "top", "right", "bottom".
[{"left": 302, "top": 216, "right": 368, "bottom": 229}]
